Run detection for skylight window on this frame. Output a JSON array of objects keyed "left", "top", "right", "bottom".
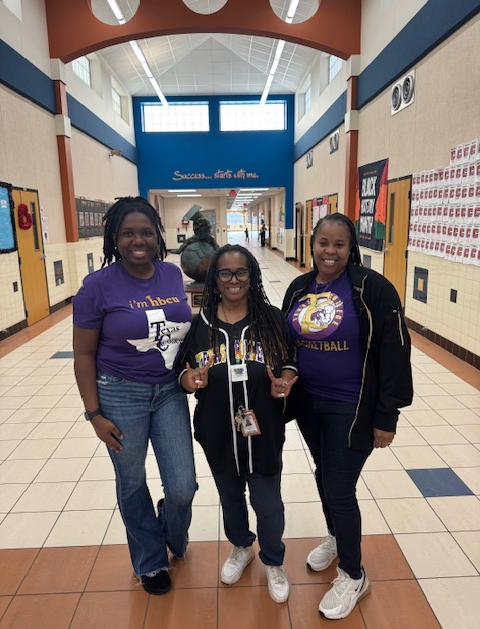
[
  {"left": 142, "top": 102, "right": 209, "bottom": 132},
  {"left": 220, "top": 102, "right": 286, "bottom": 131}
]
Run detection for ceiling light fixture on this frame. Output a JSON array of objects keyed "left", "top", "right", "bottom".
[
  {"left": 177, "top": 194, "right": 202, "bottom": 197},
  {"left": 106, "top": 0, "right": 126, "bottom": 24},
  {"left": 260, "top": 0, "right": 300, "bottom": 105},
  {"left": 106, "top": 0, "right": 169, "bottom": 108},
  {"left": 167, "top": 189, "right": 197, "bottom": 193}
]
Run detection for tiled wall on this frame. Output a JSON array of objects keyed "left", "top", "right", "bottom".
[
  {"left": 0, "top": 252, "right": 24, "bottom": 331},
  {"left": 406, "top": 252, "right": 480, "bottom": 358}
]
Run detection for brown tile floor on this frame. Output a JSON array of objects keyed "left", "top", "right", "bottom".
[
  {"left": 0, "top": 538, "right": 441, "bottom": 629},
  {"left": 0, "top": 243, "right": 478, "bottom": 629}
]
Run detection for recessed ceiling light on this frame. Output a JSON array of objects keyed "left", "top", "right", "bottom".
[
  {"left": 168, "top": 189, "right": 197, "bottom": 192},
  {"left": 177, "top": 194, "right": 202, "bottom": 197}
]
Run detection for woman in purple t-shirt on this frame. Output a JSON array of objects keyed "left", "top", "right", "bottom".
[{"left": 73, "top": 197, "right": 196, "bottom": 596}]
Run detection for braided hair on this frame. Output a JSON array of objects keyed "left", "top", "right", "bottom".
[
  {"left": 199, "top": 244, "right": 289, "bottom": 367},
  {"left": 101, "top": 196, "right": 167, "bottom": 267},
  {"left": 312, "top": 212, "right": 362, "bottom": 266}
]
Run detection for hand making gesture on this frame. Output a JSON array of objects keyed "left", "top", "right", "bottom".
[
  {"left": 266, "top": 366, "right": 298, "bottom": 399},
  {"left": 181, "top": 354, "right": 215, "bottom": 392}
]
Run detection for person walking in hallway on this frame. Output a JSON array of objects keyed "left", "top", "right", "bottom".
[
  {"left": 282, "top": 213, "right": 413, "bottom": 619},
  {"left": 73, "top": 196, "right": 197, "bottom": 596}
]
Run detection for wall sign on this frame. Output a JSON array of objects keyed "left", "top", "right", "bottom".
[
  {"left": 76, "top": 197, "right": 110, "bottom": 238},
  {"left": 172, "top": 168, "right": 260, "bottom": 182},
  {"left": 354, "top": 159, "right": 388, "bottom": 251}
]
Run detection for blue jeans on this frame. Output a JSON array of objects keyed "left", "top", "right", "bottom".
[
  {"left": 97, "top": 372, "right": 197, "bottom": 576},
  {"left": 212, "top": 467, "right": 285, "bottom": 566},
  {"left": 296, "top": 391, "right": 372, "bottom": 579}
]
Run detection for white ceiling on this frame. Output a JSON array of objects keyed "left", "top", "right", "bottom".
[
  {"left": 93, "top": 1, "right": 321, "bottom": 207},
  {"left": 95, "top": 0, "right": 320, "bottom": 97}
]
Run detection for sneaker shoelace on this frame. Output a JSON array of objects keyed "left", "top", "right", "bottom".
[
  {"left": 268, "top": 567, "right": 286, "bottom": 584},
  {"left": 331, "top": 570, "right": 360, "bottom": 596},
  {"left": 230, "top": 546, "right": 245, "bottom": 562}
]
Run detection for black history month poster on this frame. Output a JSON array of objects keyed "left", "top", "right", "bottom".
[{"left": 354, "top": 159, "right": 388, "bottom": 251}]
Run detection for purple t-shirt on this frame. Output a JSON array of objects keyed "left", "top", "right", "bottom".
[
  {"left": 73, "top": 260, "right": 192, "bottom": 384},
  {"left": 287, "top": 270, "right": 363, "bottom": 404}
]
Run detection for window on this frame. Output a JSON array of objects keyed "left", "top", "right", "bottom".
[
  {"left": 219, "top": 102, "right": 286, "bottom": 131},
  {"left": 304, "top": 86, "right": 311, "bottom": 113},
  {"left": 1, "top": 0, "right": 22, "bottom": 19},
  {"left": 227, "top": 212, "right": 244, "bottom": 226},
  {"left": 72, "top": 56, "right": 91, "bottom": 86},
  {"left": 328, "top": 56, "right": 342, "bottom": 83},
  {"left": 112, "top": 87, "right": 122, "bottom": 117},
  {"left": 142, "top": 102, "right": 209, "bottom": 132}
]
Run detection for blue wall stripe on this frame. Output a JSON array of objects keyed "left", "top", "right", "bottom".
[
  {"left": 357, "top": 0, "right": 480, "bottom": 109},
  {"left": 293, "top": 92, "right": 346, "bottom": 161},
  {"left": 0, "top": 39, "right": 56, "bottom": 113},
  {"left": 294, "top": 0, "right": 480, "bottom": 159},
  {"left": 0, "top": 39, "right": 137, "bottom": 163},
  {"left": 67, "top": 95, "right": 137, "bottom": 163}
]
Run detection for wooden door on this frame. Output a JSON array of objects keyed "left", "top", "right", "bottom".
[
  {"left": 328, "top": 194, "right": 338, "bottom": 215},
  {"left": 295, "top": 202, "right": 305, "bottom": 266},
  {"left": 12, "top": 189, "right": 50, "bottom": 325},
  {"left": 383, "top": 178, "right": 411, "bottom": 305},
  {"left": 305, "top": 199, "right": 313, "bottom": 269}
]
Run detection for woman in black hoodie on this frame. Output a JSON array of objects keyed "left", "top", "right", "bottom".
[{"left": 177, "top": 244, "right": 297, "bottom": 603}]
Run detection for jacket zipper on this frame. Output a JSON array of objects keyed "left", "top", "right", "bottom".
[
  {"left": 284, "top": 287, "right": 305, "bottom": 315},
  {"left": 216, "top": 318, "right": 252, "bottom": 476},
  {"left": 240, "top": 327, "right": 254, "bottom": 474},
  {"left": 348, "top": 277, "right": 373, "bottom": 447},
  {"left": 394, "top": 309, "right": 405, "bottom": 346}
]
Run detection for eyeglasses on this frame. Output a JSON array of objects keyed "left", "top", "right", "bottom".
[{"left": 216, "top": 268, "right": 250, "bottom": 282}]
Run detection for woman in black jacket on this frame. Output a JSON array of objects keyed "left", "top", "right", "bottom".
[
  {"left": 177, "top": 244, "right": 297, "bottom": 603},
  {"left": 282, "top": 213, "right": 413, "bottom": 620}
]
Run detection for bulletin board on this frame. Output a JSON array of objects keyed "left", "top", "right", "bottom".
[{"left": 0, "top": 182, "right": 17, "bottom": 253}]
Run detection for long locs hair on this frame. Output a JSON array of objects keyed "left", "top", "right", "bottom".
[
  {"left": 101, "top": 196, "right": 167, "bottom": 267},
  {"left": 200, "top": 244, "right": 289, "bottom": 368}
]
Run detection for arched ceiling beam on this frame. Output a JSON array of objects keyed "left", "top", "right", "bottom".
[{"left": 45, "top": 0, "right": 361, "bottom": 63}]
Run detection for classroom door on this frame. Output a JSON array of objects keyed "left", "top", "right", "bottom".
[
  {"left": 295, "top": 202, "right": 305, "bottom": 266},
  {"left": 12, "top": 189, "right": 50, "bottom": 325},
  {"left": 305, "top": 199, "right": 313, "bottom": 269},
  {"left": 328, "top": 194, "right": 338, "bottom": 215},
  {"left": 383, "top": 178, "right": 411, "bottom": 305}
]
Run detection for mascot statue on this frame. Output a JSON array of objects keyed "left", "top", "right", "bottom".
[{"left": 172, "top": 205, "right": 219, "bottom": 283}]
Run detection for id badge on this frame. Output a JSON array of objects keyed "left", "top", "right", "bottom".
[
  {"left": 231, "top": 364, "right": 248, "bottom": 382},
  {"left": 240, "top": 409, "right": 261, "bottom": 437}
]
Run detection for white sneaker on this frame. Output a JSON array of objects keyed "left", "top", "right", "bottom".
[
  {"left": 221, "top": 546, "right": 255, "bottom": 584},
  {"left": 307, "top": 535, "right": 338, "bottom": 571},
  {"left": 265, "top": 565, "right": 290, "bottom": 603},
  {"left": 319, "top": 567, "right": 371, "bottom": 619}
]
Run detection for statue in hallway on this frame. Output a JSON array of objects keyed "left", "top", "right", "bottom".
[{"left": 172, "top": 206, "right": 219, "bottom": 282}]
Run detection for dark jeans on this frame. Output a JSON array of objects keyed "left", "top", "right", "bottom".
[
  {"left": 296, "top": 391, "right": 372, "bottom": 579},
  {"left": 212, "top": 467, "right": 285, "bottom": 566}
]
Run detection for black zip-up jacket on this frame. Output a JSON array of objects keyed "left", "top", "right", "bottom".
[
  {"left": 177, "top": 306, "right": 297, "bottom": 476},
  {"left": 282, "top": 263, "right": 413, "bottom": 450}
]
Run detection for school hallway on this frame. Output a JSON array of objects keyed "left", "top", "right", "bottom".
[{"left": 0, "top": 234, "right": 479, "bottom": 629}]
